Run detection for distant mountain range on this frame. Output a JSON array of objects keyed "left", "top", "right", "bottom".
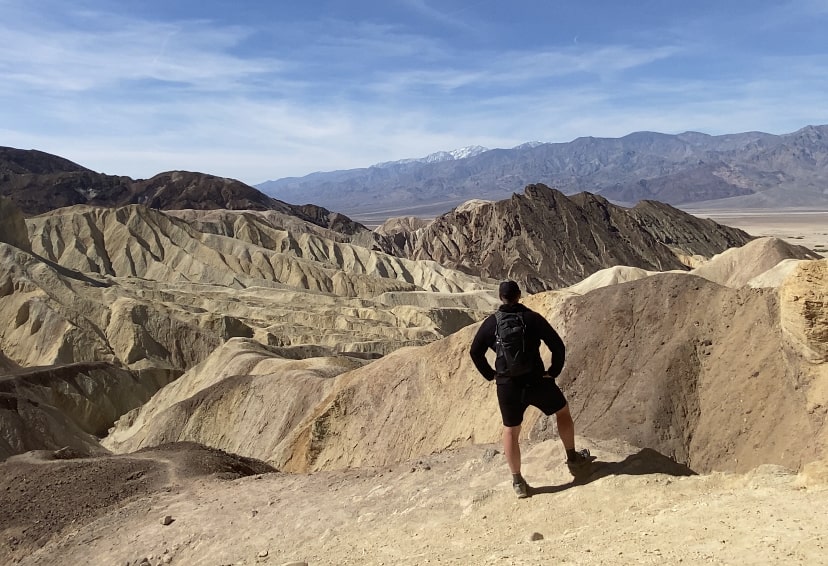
[
  {"left": 4, "top": 124, "right": 827, "bottom": 231},
  {"left": 257, "top": 125, "right": 828, "bottom": 218},
  {"left": 0, "top": 141, "right": 765, "bottom": 294}
]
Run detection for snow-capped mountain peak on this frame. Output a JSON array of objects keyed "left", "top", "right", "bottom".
[
  {"left": 511, "top": 141, "right": 544, "bottom": 150},
  {"left": 444, "top": 145, "right": 490, "bottom": 160},
  {"left": 372, "top": 145, "right": 490, "bottom": 168}
]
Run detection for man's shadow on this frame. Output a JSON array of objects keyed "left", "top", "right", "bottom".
[{"left": 530, "top": 448, "right": 696, "bottom": 496}]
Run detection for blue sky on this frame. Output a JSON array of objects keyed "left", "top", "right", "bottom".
[{"left": 2, "top": 0, "right": 827, "bottom": 185}]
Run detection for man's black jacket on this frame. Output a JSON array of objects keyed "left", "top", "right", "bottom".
[{"left": 469, "top": 303, "right": 565, "bottom": 384}]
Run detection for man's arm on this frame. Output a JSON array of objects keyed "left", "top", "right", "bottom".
[
  {"left": 537, "top": 315, "right": 566, "bottom": 377},
  {"left": 469, "top": 317, "right": 496, "bottom": 381}
]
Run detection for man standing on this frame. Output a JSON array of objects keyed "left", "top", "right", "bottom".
[{"left": 469, "top": 280, "right": 592, "bottom": 498}]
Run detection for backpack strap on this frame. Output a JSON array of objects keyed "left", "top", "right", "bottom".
[{"left": 494, "top": 311, "right": 503, "bottom": 340}]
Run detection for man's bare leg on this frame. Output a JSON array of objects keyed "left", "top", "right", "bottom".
[
  {"left": 556, "top": 404, "right": 593, "bottom": 475},
  {"left": 504, "top": 425, "right": 530, "bottom": 497},
  {"left": 555, "top": 404, "right": 576, "bottom": 451},
  {"left": 503, "top": 425, "right": 522, "bottom": 474}
]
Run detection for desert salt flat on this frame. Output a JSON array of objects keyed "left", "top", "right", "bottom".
[{"left": 694, "top": 210, "right": 828, "bottom": 257}]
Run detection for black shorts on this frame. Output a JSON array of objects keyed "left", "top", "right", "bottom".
[{"left": 496, "top": 376, "right": 567, "bottom": 427}]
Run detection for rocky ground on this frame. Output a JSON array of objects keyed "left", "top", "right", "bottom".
[{"left": 2, "top": 437, "right": 826, "bottom": 566}]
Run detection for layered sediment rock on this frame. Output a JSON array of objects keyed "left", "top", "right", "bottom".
[
  {"left": 103, "top": 256, "right": 828, "bottom": 475},
  {"left": 0, "top": 200, "right": 498, "bottom": 461}
]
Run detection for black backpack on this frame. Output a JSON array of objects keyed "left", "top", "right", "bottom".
[{"left": 494, "top": 311, "right": 534, "bottom": 377}]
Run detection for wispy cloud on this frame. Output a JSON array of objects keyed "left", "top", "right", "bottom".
[
  {"left": 397, "top": 0, "right": 479, "bottom": 32},
  {"left": 1, "top": 0, "right": 826, "bottom": 186},
  {"left": 0, "top": 16, "right": 280, "bottom": 93}
]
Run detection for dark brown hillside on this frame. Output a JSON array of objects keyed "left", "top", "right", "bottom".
[
  {"left": 382, "top": 184, "right": 752, "bottom": 293},
  {"left": 627, "top": 199, "right": 751, "bottom": 257},
  {"left": 0, "top": 168, "right": 134, "bottom": 216},
  {"left": 0, "top": 147, "right": 88, "bottom": 175},
  {"left": 130, "top": 171, "right": 289, "bottom": 212},
  {"left": 0, "top": 147, "right": 368, "bottom": 236}
]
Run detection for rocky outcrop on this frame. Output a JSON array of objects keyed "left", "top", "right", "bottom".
[
  {"left": 0, "top": 243, "right": 115, "bottom": 367},
  {"left": 102, "top": 339, "right": 363, "bottom": 461},
  {"left": 0, "top": 240, "right": 222, "bottom": 369},
  {"left": 2, "top": 227, "right": 493, "bottom": 370},
  {"left": 379, "top": 185, "right": 752, "bottom": 293},
  {"left": 169, "top": 209, "right": 374, "bottom": 247},
  {"left": 538, "top": 272, "right": 824, "bottom": 473},
  {"left": 626, "top": 199, "right": 752, "bottom": 258},
  {"left": 0, "top": 197, "right": 30, "bottom": 251},
  {"left": 375, "top": 216, "right": 431, "bottom": 237},
  {"left": 0, "top": 362, "right": 179, "bottom": 460},
  {"left": 286, "top": 265, "right": 826, "bottom": 474},
  {"left": 779, "top": 259, "right": 828, "bottom": 362}
]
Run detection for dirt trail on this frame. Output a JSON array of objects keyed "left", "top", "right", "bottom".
[{"left": 4, "top": 438, "right": 827, "bottom": 566}]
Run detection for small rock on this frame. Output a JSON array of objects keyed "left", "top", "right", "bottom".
[
  {"left": 160, "top": 515, "right": 174, "bottom": 526},
  {"left": 280, "top": 562, "right": 308, "bottom": 566},
  {"left": 162, "top": 556, "right": 172, "bottom": 565},
  {"left": 527, "top": 532, "right": 544, "bottom": 541},
  {"left": 482, "top": 448, "right": 500, "bottom": 463},
  {"left": 258, "top": 550, "right": 268, "bottom": 558},
  {"left": 53, "top": 446, "right": 89, "bottom": 460}
]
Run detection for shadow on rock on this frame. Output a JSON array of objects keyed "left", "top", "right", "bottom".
[{"left": 531, "top": 447, "right": 696, "bottom": 496}]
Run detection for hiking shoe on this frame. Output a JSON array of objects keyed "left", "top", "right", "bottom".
[
  {"left": 566, "top": 449, "right": 594, "bottom": 477},
  {"left": 513, "top": 477, "right": 530, "bottom": 499}
]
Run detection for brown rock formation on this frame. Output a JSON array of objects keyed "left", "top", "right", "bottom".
[{"left": 380, "top": 184, "right": 752, "bottom": 292}]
